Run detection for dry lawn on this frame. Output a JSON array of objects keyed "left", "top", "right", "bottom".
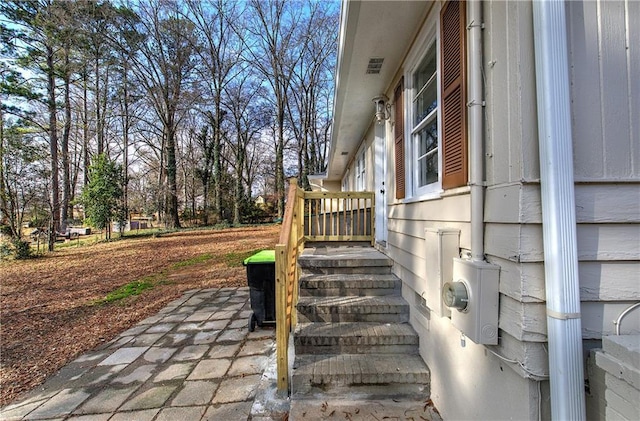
[{"left": 0, "top": 225, "right": 280, "bottom": 406}]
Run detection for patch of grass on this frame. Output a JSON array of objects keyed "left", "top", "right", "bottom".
[
  {"left": 94, "top": 252, "right": 216, "bottom": 305},
  {"left": 54, "top": 235, "right": 100, "bottom": 249},
  {"left": 224, "top": 249, "right": 265, "bottom": 267},
  {"left": 95, "top": 279, "right": 155, "bottom": 305},
  {"left": 170, "top": 253, "right": 213, "bottom": 269}
]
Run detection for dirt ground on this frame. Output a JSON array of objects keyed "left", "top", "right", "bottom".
[{"left": 0, "top": 225, "right": 280, "bottom": 406}]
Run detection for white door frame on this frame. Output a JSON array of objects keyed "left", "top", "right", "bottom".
[{"left": 374, "top": 123, "right": 388, "bottom": 245}]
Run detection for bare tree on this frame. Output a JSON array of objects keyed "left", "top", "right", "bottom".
[
  {"left": 243, "top": 0, "right": 304, "bottom": 218},
  {"left": 224, "top": 72, "right": 268, "bottom": 224},
  {"left": 286, "top": 1, "right": 338, "bottom": 189},
  {"left": 186, "top": 0, "right": 243, "bottom": 223},
  {"left": 120, "top": 0, "right": 197, "bottom": 228}
]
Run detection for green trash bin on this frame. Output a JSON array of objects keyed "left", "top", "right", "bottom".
[{"left": 243, "top": 250, "right": 276, "bottom": 331}]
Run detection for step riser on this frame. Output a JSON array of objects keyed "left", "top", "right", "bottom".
[
  {"left": 297, "top": 313, "right": 410, "bottom": 323},
  {"left": 291, "top": 382, "right": 430, "bottom": 400},
  {"left": 301, "top": 266, "right": 393, "bottom": 275},
  {"left": 295, "top": 344, "right": 419, "bottom": 355},
  {"left": 292, "top": 376, "right": 430, "bottom": 399},
  {"left": 298, "top": 258, "right": 392, "bottom": 269},
  {"left": 297, "top": 303, "right": 409, "bottom": 315},
  {"left": 294, "top": 335, "right": 419, "bottom": 348},
  {"left": 292, "top": 371, "right": 430, "bottom": 388},
  {"left": 299, "top": 287, "right": 399, "bottom": 297}
]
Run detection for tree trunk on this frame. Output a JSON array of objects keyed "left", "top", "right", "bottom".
[
  {"left": 202, "top": 178, "right": 209, "bottom": 225},
  {"left": 165, "top": 122, "right": 181, "bottom": 229},
  {"left": 212, "top": 107, "right": 222, "bottom": 222},
  {"left": 276, "top": 101, "right": 285, "bottom": 218},
  {"left": 122, "top": 68, "right": 129, "bottom": 222},
  {"left": 83, "top": 70, "right": 90, "bottom": 187},
  {"left": 95, "top": 55, "right": 103, "bottom": 155},
  {"left": 0, "top": 106, "right": 9, "bottom": 236},
  {"left": 157, "top": 133, "right": 166, "bottom": 225},
  {"left": 47, "top": 44, "right": 59, "bottom": 251},
  {"left": 233, "top": 134, "right": 246, "bottom": 225},
  {"left": 61, "top": 45, "right": 72, "bottom": 232}
]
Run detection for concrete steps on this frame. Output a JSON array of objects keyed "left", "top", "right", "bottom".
[
  {"left": 299, "top": 273, "right": 401, "bottom": 296},
  {"left": 292, "top": 244, "right": 430, "bottom": 401},
  {"left": 294, "top": 322, "right": 419, "bottom": 354},
  {"left": 292, "top": 354, "right": 430, "bottom": 398},
  {"left": 298, "top": 245, "right": 394, "bottom": 275},
  {"left": 297, "top": 295, "right": 410, "bottom": 323}
]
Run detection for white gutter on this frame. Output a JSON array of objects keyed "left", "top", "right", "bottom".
[
  {"left": 532, "top": 1, "right": 586, "bottom": 419},
  {"left": 468, "top": 0, "right": 484, "bottom": 262}
]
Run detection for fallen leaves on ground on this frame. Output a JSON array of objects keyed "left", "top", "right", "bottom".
[{"left": 0, "top": 225, "right": 279, "bottom": 406}]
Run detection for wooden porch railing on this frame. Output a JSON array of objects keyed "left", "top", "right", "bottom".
[
  {"left": 303, "top": 191, "right": 375, "bottom": 243},
  {"left": 275, "top": 181, "right": 375, "bottom": 393},
  {"left": 275, "top": 180, "right": 305, "bottom": 393}
]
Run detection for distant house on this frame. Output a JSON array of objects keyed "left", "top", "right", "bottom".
[
  {"left": 318, "top": 1, "right": 639, "bottom": 419},
  {"left": 255, "top": 195, "right": 266, "bottom": 207},
  {"left": 255, "top": 194, "right": 277, "bottom": 209}
]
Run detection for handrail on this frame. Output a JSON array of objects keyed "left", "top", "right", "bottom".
[
  {"left": 275, "top": 184, "right": 374, "bottom": 393},
  {"left": 275, "top": 179, "right": 304, "bottom": 393}
]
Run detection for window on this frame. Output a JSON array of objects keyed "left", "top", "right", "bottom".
[
  {"left": 342, "top": 169, "right": 350, "bottom": 191},
  {"left": 394, "top": 0, "right": 467, "bottom": 200},
  {"left": 355, "top": 148, "right": 365, "bottom": 191},
  {"left": 411, "top": 44, "right": 439, "bottom": 192}
]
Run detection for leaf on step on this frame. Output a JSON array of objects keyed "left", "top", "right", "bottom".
[
  {"left": 343, "top": 411, "right": 353, "bottom": 420},
  {"left": 355, "top": 408, "right": 360, "bottom": 414}
]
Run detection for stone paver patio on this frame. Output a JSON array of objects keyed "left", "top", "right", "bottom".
[{"left": 0, "top": 287, "right": 281, "bottom": 421}]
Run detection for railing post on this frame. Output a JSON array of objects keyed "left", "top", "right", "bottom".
[
  {"left": 371, "top": 193, "right": 375, "bottom": 245},
  {"left": 275, "top": 244, "right": 288, "bottom": 393}
]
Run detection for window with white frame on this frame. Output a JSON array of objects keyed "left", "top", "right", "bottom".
[
  {"left": 355, "top": 148, "right": 365, "bottom": 191},
  {"left": 411, "top": 44, "right": 440, "bottom": 193},
  {"left": 394, "top": 1, "right": 468, "bottom": 200},
  {"left": 409, "top": 38, "right": 440, "bottom": 196}
]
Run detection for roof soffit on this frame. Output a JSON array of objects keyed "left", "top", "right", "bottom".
[{"left": 328, "top": 0, "right": 430, "bottom": 180}]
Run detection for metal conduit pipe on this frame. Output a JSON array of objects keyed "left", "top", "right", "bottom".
[
  {"left": 468, "top": 0, "right": 484, "bottom": 262},
  {"left": 532, "top": 0, "right": 586, "bottom": 419}
]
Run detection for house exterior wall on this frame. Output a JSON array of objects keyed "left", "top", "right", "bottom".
[
  {"left": 341, "top": 134, "right": 376, "bottom": 192},
  {"left": 337, "top": 0, "right": 638, "bottom": 419}
]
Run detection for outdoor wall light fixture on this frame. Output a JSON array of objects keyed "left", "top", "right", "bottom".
[{"left": 372, "top": 95, "right": 390, "bottom": 123}]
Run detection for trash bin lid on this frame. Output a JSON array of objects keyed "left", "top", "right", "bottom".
[{"left": 244, "top": 249, "right": 276, "bottom": 265}]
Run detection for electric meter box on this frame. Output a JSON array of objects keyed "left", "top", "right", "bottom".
[{"left": 447, "top": 258, "right": 500, "bottom": 345}]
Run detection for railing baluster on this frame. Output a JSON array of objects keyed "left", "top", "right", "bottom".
[
  {"left": 329, "top": 196, "right": 333, "bottom": 236},
  {"left": 355, "top": 197, "right": 360, "bottom": 236},
  {"left": 341, "top": 195, "right": 346, "bottom": 237}
]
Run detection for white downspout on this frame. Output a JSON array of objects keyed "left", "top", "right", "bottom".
[
  {"left": 532, "top": 0, "right": 586, "bottom": 419},
  {"left": 468, "top": 0, "right": 484, "bottom": 262}
]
